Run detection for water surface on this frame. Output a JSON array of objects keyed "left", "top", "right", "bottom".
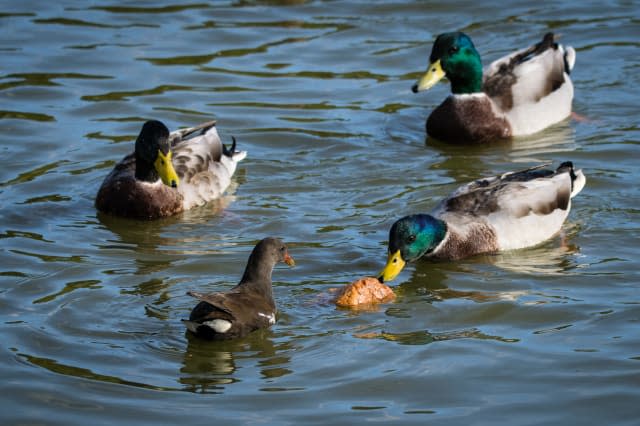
[{"left": 1, "top": 1, "right": 639, "bottom": 425}]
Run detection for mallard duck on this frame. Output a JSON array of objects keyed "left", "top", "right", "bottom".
[
  {"left": 378, "top": 162, "right": 586, "bottom": 282},
  {"left": 183, "top": 237, "right": 295, "bottom": 340},
  {"left": 412, "top": 32, "right": 576, "bottom": 143},
  {"left": 95, "top": 119, "right": 246, "bottom": 219}
]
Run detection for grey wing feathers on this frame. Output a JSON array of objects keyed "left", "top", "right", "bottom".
[
  {"left": 169, "top": 120, "right": 217, "bottom": 146},
  {"left": 483, "top": 33, "right": 568, "bottom": 111},
  {"left": 172, "top": 125, "right": 224, "bottom": 181},
  {"left": 187, "top": 290, "right": 234, "bottom": 317},
  {"left": 436, "top": 164, "right": 571, "bottom": 218}
]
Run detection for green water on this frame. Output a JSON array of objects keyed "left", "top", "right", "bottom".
[{"left": 1, "top": 1, "right": 639, "bottom": 425}]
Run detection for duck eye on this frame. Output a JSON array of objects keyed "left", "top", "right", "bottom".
[
  {"left": 449, "top": 46, "right": 459, "bottom": 54},
  {"left": 408, "top": 235, "right": 417, "bottom": 243}
]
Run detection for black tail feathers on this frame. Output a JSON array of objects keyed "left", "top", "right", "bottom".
[{"left": 223, "top": 136, "right": 237, "bottom": 157}]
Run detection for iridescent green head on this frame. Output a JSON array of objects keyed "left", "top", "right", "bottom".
[
  {"left": 412, "top": 32, "right": 483, "bottom": 94},
  {"left": 378, "top": 214, "right": 447, "bottom": 282}
]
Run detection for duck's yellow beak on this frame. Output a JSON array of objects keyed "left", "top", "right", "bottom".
[
  {"left": 154, "top": 149, "right": 180, "bottom": 188},
  {"left": 378, "top": 250, "right": 406, "bottom": 283},
  {"left": 412, "top": 59, "right": 446, "bottom": 92}
]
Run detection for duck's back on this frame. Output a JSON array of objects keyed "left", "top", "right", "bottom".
[{"left": 483, "top": 33, "right": 575, "bottom": 135}]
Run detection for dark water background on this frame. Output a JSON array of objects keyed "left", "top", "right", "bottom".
[{"left": 1, "top": 1, "right": 639, "bottom": 425}]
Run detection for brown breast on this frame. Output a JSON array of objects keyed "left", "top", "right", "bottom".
[{"left": 427, "top": 96, "right": 512, "bottom": 144}]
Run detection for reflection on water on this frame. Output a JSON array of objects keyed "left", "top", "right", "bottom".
[
  {"left": 353, "top": 327, "right": 519, "bottom": 345},
  {"left": 96, "top": 182, "right": 240, "bottom": 256},
  {"left": 490, "top": 231, "right": 583, "bottom": 275},
  {"left": 180, "top": 329, "right": 293, "bottom": 394},
  {"left": 33, "top": 279, "right": 102, "bottom": 304},
  {"left": 507, "top": 121, "right": 578, "bottom": 161},
  {"left": 392, "top": 262, "right": 531, "bottom": 305},
  {"left": 423, "top": 122, "right": 579, "bottom": 192},
  {"left": 426, "top": 117, "right": 578, "bottom": 160},
  {"left": 19, "top": 351, "right": 180, "bottom": 392},
  {"left": 181, "top": 334, "right": 240, "bottom": 393}
]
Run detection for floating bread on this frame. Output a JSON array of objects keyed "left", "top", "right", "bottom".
[{"left": 334, "top": 277, "right": 395, "bottom": 308}]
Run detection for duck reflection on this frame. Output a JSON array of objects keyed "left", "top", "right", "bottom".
[
  {"left": 506, "top": 121, "right": 578, "bottom": 160},
  {"left": 180, "top": 329, "right": 292, "bottom": 394},
  {"left": 180, "top": 333, "right": 239, "bottom": 394},
  {"left": 95, "top": 185, "right": 241, "bottom": 303},
  {"left": 423, "top": 121, "right": 578, "bottom": 198},
  {"left": 353, "top": 263, "right": 522, "bottom": 345},
  {"left": 490, "top": 226, "right": 582, "bottom": 275},
  {"left": 426, "top": 119, "right": 576, "bottom": 161},
  {"left": 354, "top": 327, "right": 519, "bottom": 345},
  {"left": 96, "top": 187, "right": 237, "bottom": 253},
  {"left": 394, "top": 261, "right": 527, "bottom": 304}
]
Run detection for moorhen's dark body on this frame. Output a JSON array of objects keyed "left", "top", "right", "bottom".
[{"left": 183, "top": 237, "right": 294, "bottom": 340}]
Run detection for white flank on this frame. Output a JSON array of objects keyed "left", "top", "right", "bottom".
[
  {"left": 489, "top": 172, "right": 574, "bottom": 250},
  {"left": 491, "top": 207, "right": 569, "bottom": 251},
  {"left": 203, "top": 319, "right": 232, "bottom": 333},
  {"left": 505, "top": 78, "right": 573, "bottom": 136},
  {"left": 483, "top": 41, "right": 575, "bottom": 136}
]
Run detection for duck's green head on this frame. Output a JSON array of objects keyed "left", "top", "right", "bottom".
[
  {"left": 134, "top": 120, "right": 180, "bottom": 188},
  {"left": 412, "top": 32, "right": 483, "bottom": 95},
  {"left": 378, "top": 214, "right": 447, "bottom": 282}
]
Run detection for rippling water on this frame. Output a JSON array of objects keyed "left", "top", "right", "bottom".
[{"left": 1, "top": 1, "right": 639, "bottom": 425}]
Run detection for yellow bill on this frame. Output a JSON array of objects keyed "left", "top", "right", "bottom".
[
  {"left": 154, "top": 149, "right": 180, "bottom": 188},
  {"left": 413, "top": 59, "right": 446, "bottom": 92},
  {"left": 378, "top": 250, "right": 406, "bottom": 283}
]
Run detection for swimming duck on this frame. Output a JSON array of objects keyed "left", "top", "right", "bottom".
[
  {"left": 184, "top": 237, "right": 295, "bottom": 340},
  {"left": 379, "top": 162, "right": 586, "bottom": 282},
  {"left": 95, "top": 119, "right": 246, "bottom": 219},
  {"left": 412, "top": 32, "right": 575, "bottom": 143}
]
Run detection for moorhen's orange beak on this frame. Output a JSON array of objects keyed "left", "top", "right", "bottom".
[{"left": 283, "top": 252, "right": 295, "bottom": 267}]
